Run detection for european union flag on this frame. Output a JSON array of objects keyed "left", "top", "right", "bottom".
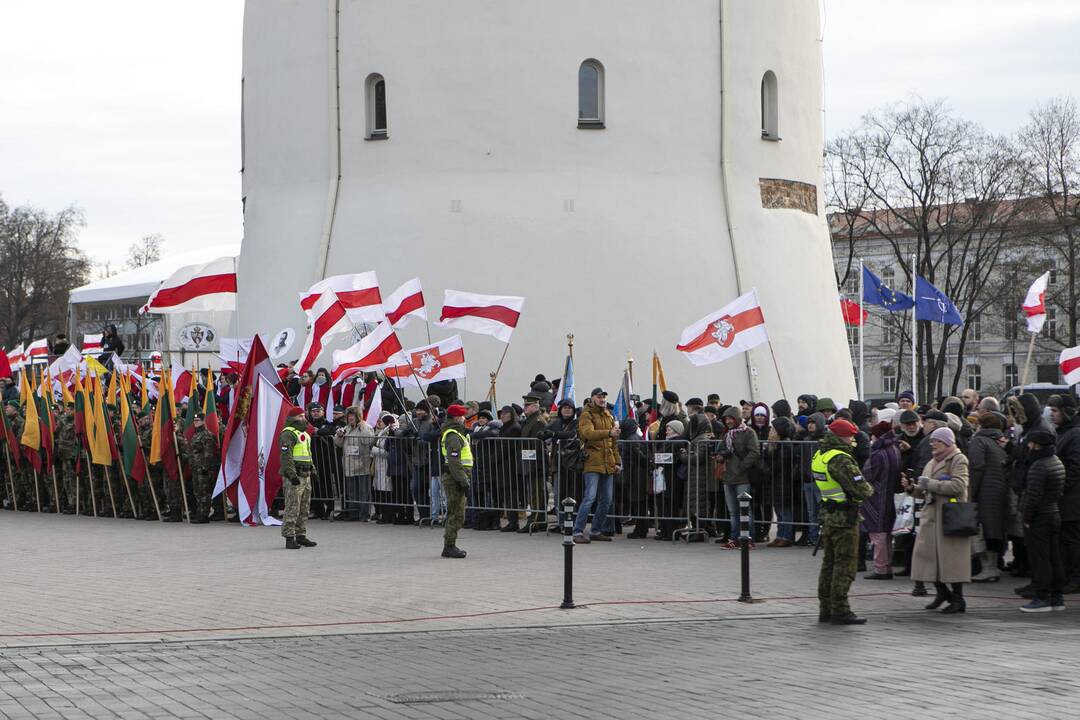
[
  {"left": 915, "top": 276, "right": 963, "bottom": 325},
  {"left": 862, "top": 266, "right": 914, "bottom": 311}
]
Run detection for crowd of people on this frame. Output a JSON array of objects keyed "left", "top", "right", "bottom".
[{"left": 2, "top": 355, "right": 1076, "bottom": 614}]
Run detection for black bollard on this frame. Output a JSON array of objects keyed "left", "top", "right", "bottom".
[
  {"left": 561, "top": 496, "right": 576, "bottom": 609},
  {"left": 738, "top": 491, "right": 753, "bottom": 603}
]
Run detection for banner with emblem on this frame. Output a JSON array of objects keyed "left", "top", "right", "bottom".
[
  {"left": 675, "top": 288, "right": 769, "bottom": 367},
  {"left": 383, "top": 335, "right": 467, "bottom": 389}
]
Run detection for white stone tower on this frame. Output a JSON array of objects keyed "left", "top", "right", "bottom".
[{"left": 238, "top": 0, "right": 856, "bottom": 403}]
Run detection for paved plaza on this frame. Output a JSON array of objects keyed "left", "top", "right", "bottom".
[{"left": 0, "top": 513, "right": 1076, "bottom": 718}]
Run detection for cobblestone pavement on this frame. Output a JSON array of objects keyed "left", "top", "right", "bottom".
[
  {"left": 1, "top": 512, "right": 1076, "bottom": 718},
  {"left": 1, "top": 612, "right": 1077, "bottom": 719}
]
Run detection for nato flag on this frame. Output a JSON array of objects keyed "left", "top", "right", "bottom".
[
  {"left": 862, "top": 266, "right": 915, "bottom": 311},
  {"left": 915, "top": 276, "right": 963, "bottom": 325}
]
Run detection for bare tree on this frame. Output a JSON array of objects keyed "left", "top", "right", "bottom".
[
  {"left": 0, "top": 198, "right": 91, "bottom": 347},
  {"left": 1017, "top": 97, "right": 1080, "bottom": 350},
  {"left": 125, "top": 233, "right": 164, "bottom": 269},
  {"left": 827, "top": 99, "right": 1030, "bottom": 400}
]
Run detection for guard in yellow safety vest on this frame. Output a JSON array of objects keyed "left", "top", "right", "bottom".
[
  {"left": 439, "top": 406, "right": 472, "bottom": 558},
  {"left": 280, "top": 408, "right": 318, "bottom": 549}
]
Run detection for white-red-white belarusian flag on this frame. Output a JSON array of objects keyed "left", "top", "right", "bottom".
[
  {"left": 48, "top": 347, "right": 83, "bottom": 382},
  {"left": 297, "top": 289, "right": 353, "bottom": 375},
  {"left": 1022, "top": 271, "right": 1051, "bottom": 334},
  {"left": 300, "top": 272, "right": 384, "bottom": 325},
  {"left": 218, "top": 337, "right": 253, "bottom": 374},
  {"left": 149, "top": 351, "right": 163, "bottom": 376},
  {"left": 81, "top": 333, "right": 103, "bottom": 355},
  {"left": 384, "top": 335, "right": 466, "bottom": 390},
  {"left": 6, "top": 344, "right": 24, "bottom": 372},
  {"left": 1061, "top": 346, "right": 1080, "bottom": 386},
  {"left": 435, "top": 290, "right": 524, "bottom": 343},
  {"left": 675, "top": 288, "right": 769, "bottom": 367},
  {"left": 25, "top": 338, "right": 49, "bottom": 363},
  {"left": 382, "top": 278, "right": 427, "bottom": 329},
  {"left": 331, "top": 322, "right": 406, "bottom": 383},
  {"left": 139, "top": 256, "right": 237, "bottom": 315},
  {"left": 364, "top": 381, "right": 383, "bottom": 426}
]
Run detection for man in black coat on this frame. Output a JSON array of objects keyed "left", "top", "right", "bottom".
[
  {"left": 1019, "top": 430, "right": 1067, "bottom": 611},
  {"left": 1049, "top": 394, "right": 1080, "bottom": 594}
]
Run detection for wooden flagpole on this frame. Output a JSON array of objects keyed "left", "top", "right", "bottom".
[
  {"left": 486, "top": 343, "right": 512, "bottom": 408},
  {"left": 103, "top": 465, "right": 118, "bottom": 518},
  {"left": 85, "top": 450, "right": 97, "bottom": 517},
  {"left": 766, "top": 339, "right": 789, "bottom": 402},
  {"left": 2, "top": 445, "right": 16, "bottom": 512},
  {"left": 50, "top": 465, "right": 61, "bottom": 514},
  {"left": 32, "top": 467, "right": 41, "bottom": 512}
]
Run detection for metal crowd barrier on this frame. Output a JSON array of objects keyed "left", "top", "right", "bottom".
[{"left": 305, "top": 431, "right": 826, "bottom": 543}]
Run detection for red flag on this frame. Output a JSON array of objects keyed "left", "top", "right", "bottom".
[
  {"left": 840, "top": 298, "right": 868, "bottom": 326},
  {"left": 0, "top": 351, "right": 11, "bottom": 381}
]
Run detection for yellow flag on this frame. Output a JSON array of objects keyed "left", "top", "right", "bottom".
[
  {"left": 139, "top": 368, "right": 149, "bottom": 411},
  {"left": 105, "top": 366, "right": 118, "bottom": 406},
  {"left": 61, "top": 375, "right": 74, "bottom": 406},
  {"left": 149, "top": 376, "right": 163, "bottom": 464},
  {"left": 84, "top": 355, "right": 109, "bottom": 377},
  {"left": 88, "top": 375, "right": 112, "bottom": 464},
  {"left": 652, "top": 351, "right": 668, "bottom": 394},
  {"left": 19, "top": 371, "right": 40, "bottom": 451}
]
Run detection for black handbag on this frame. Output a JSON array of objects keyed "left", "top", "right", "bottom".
[{"left": 942, "top": 499, "right": 979, "bottom": 537}]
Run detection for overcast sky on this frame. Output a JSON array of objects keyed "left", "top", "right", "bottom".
[{"left": 2, "top": 0, "right": 1078, "bottom": 271}]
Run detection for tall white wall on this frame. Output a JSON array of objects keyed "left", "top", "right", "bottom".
[{"left": 238, "top": 0, "right": 856, "bottom": 404}]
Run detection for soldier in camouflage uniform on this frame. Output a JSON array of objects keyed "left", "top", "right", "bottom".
[
  {"left": 137, "top": 410, "right": 163, "bottom": 520},
  {"left": 180, "top": 413, "right": 218, "bottom": 523},
  {"left": 4, "top": 401, "right": 29, "bottom": 510},
  {"left": 56, "top": 401, "right": 80, "bottom": 514},
  {"left": 439, "top": 405, "right": 471, "bottom": 559},
  {"left": 812, "top": 419, "right": 874, "bottom": 625},
  {"left": 280, "top": 407, "right": 317, "bottom": 549}
]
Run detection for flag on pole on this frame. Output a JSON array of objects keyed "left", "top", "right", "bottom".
[
  {"left": 840, "top": 298, "right": 868, "bottom": 326},
  {"left": 299, "top": 272, "right": 384, "bottom": 325},
  {"left": 148, "top": 370, "right": 179, "bottom": 480},
  {"left": 1, "top": 388, "right": 21, "bottom": 469},
  {"left": 297, "top": 289, "right": 354, "bottom": 375},
  {"left": 88, "top": 375, "right": 115, "bottom": 465},
  {"left": 364, "top": 382, "right": 384, "bottom": 426},
  {"left": 331, "top": 323, "right": 406, "bottom": 383},
  {"left": 435, "top": 290, "right": 525, "bottom": 343},
  {"left": 6, "top": 344, "right": 24, "bottom": 373},
  {"left": 0, "top": 351, "right": 11, "bottom": 381},
  {"left": 139, "top": 256, "right": 238, "bottom": 315},
  {"left": 1061, "top": 346, "right": 1080, "bottom": 386},
  {"left": 914, "top": 276, "right": 963, "bottom": 325},
  {"left": 171, "top": 365, "right": 194, "bottom": 405},
  {"left": 862, "top": 266, "right": 915, "bottom": 311},
  {"left": 241, "top": 374, "right": 290, "bottom": 526},
  {"left": 675, "top": 289, "right": 770, "bottom": 367},
  {"left": 1022, "top": 271, "right": 1051, "bottom": 334},
  {"left": 48, "top": 346, "right": 83, "bottom": 382},
  {"left": 382, "top": 278, "right": 427, "bottom": 329},
  {"left": 81, "top": 333, "right": 103, "bottom": 355},
  {"left": 383, "top": 335, "right": 466, "bottom": 389},
  {"left": 218, "top": 337, "right": 253, "bottom": 374},
  {"left": 612, "top": 369, "right": 634, "bottom": 422},
  {"left": 18, "top": 371, "right": 41, "bottom": 471},
  {"left": 119, "top": 391, "right": 147, "bottom": 484},
  {"left": 25, "top": 338, "right": 49, "bottom": 364},
  {"left": 203, "top": 368, "right": 221, "bottom": 437},
  {"left": 552, "top": 353, "right": 576, "bottom": 411}
]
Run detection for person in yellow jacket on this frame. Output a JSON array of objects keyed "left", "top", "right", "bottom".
[
  {"left": 812, "top": 419, "right": 874, "bottom": 625},
  {"left": 440, "top": 405, "right": 472, "bottom": 558},
  {"left": 280, "top": 406, "right": 317, "bottom": 549},
  {"left": 573, "top": 387, "right": 622, "bottom": 543}
]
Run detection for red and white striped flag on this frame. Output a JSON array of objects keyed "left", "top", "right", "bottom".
[
  {"left": 218, "top": 337, "right": 253, "bottom": 374},
  {"left": 297, "top": 290, "right": 353, "bottom": 375},
  {"left": 384, "top": 335, "right": 466, "bottom": 389},
  {"left": 300, "top": 272, "right": 384, "bottom": 325},
  {"left": 25, "top": 338, "right": 49, "bottom": 363},
  {"left": 171, "top": 365, "right": 194, "bottom": 405},
  {"left": 82, "top": 333, "right": 103, "bottom": 355},
  {"left": 1022, "top": 271, "right": 1051, "bottom": 334},
  {"left": 676, "top": 288, "right": 769, "bottom": 367},
  {"left": 139, "top": 256, "right": 237, "bottom": 315},
  {"left": 6, "top": 344, "right": 24, "bottom": 372},
  {"left": 382, "top": 278, "right": 427, "bottom": 329},
  {"left": 1061, "top": 346, "right": 1080, "bottom": 386},
  {"left": 331, "top": 323, "right": 406, "bottom": 383},
  {"left": 364, "top": 381, "right": 383, "bottom": 426},
  {"left": 435, "top": 289, "right": 524, "bottom": 343}
]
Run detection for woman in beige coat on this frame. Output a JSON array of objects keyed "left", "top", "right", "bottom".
[{"left": 903, "top": 426, "right": 972, "bottom": 613}]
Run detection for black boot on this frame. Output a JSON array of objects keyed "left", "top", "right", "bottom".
[
  {"left": 830, "top": 612, "right": 867, "bottom": 625},
  {"left": 296, "top": 535, "right": 317, "bottom": 547},
  {"left": 441, "top": 545, "right": 467, "bottom": 559},
  {"left": 925, "top": 582, "right": 952, "bottom": 610},
  {"left": 941, "top": 583, "right": 966, "bottom": 614},
  {"left": 284, "top": 536, "right": 300, "bottom": 549}
]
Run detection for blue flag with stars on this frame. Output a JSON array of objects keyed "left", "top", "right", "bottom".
[
  {"left": 862, "top": 266, "right": 914, "bottom": 311},
  {"left": 915, "top": 276, "right": 963, "bottom": 325}
]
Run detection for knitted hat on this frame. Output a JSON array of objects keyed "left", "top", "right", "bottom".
[
  {"left": 870, "top": 420, "right": 893, "bottom": 439},
  {"left": 827, "top": 419, "right": 858, "bottom": 439},
  {"left": 665, "top": 420, "right": 685, "bottom": 436},
  {"left": 446, "top": 404, "right": 468, "bottom": 417},
  {"left": 929, "top": 427, "right": 956, "bottom": 446}
]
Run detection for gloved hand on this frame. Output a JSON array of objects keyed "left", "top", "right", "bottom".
[
  {"left": 290, "top": 477, "right": 300, "bottom": 486},
  {"left": 916, "top": 476, "right": 931, "bottom": 491}
]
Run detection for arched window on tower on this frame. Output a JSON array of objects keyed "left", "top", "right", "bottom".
[
  {"left": 578, "top": 59, "right": 605, "bottom": 129},
  {"left": 366, "top": 74, "right": 388, "bottom": 140},
  {"left": 761, "top": 70, "right": 779, "bottom": 140}
]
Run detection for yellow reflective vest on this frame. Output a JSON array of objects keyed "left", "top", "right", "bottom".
[
  {"left": 283, "top": 426, "right": 312, "bottom": 463},
  {"left": 440, "top": 426, "right": 473, "bottom": 468},
  {"left": 810, "top": 448, "right": 848, "bottom": 503}
]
